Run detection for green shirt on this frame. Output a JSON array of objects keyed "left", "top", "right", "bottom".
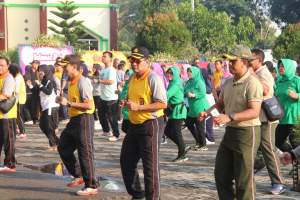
[
  {"left": 275, "top": 59, "right": 300, "bottom": 125},
  {"left": 166, "top": 66, "right": 187, "bottom": 119},
  {"left": 184, "top": 66, "right": 209, "bottom": 118}
]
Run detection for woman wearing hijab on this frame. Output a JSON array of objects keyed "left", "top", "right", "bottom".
[
  {"left": 119, "top": 69, "right": 134, "bottom": 134},
  {"left": 36, "top": 65, "right": 60, "bottom": 151},
  {"left": 151, "top": 63, "right": 169, "bottom": 89},
  {"left": 275, "top": 59, "right": 300, "bottom": 153},
  {"left": 164, "top": 66, "right": 190, "bottom": 162},
  {"left": 184, "top": 66, "right": 209, "bottom": 151},
  {"left": 152, "top": 63, "right": 169, "bottom": 144}
]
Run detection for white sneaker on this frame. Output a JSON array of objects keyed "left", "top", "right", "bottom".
[
  {"left": 60, "top": 119, "right": 69, "bottom": 124},
  {"left": 94, "top": 122, "right": 102, "bottom": 131},
  {"left": 102, "top": 131, "right": 113, "bottom": 137},
  {"left": 108, "top": 136, "right": 119, "bottom": 142},
  {"left": 24, "top": 121, "right": 33, "bottom": 125},
  {"left": 206, "top": 139, "right": 215, "bottom": 145},
  {"left": 76, "top": 187, "right": 98, "bottom": 196}
]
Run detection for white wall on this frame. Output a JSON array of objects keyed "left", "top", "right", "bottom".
[
  {"left": 4, "top": 0, "right": 112, "bottom": 49},
  {"left": 47, "top": 0, "right": 111, "bottom": 47},
  {"left": 5, "top": 0, "right": 39, "bottom": 3},
  {"left": 6, "top": 7, "right": 40, "bottom": 49}
]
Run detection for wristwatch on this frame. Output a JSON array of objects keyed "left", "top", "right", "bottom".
[{"left": 228, "top": 113, "right": 235, "bottom": 121}]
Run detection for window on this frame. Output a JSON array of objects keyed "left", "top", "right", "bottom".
[{"left": 77, "top": 30, "right": 99, "bottom": 50}]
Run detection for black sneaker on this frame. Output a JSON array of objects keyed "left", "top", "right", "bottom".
[{"left": 254, "top": 161, "right": 266, "bottom": 174}]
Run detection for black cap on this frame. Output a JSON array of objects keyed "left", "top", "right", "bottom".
[
  {"left": 31, "top": 60, "right": 40, "bottom": 65},
  {"left": 128, "top": 46, "right": 150, "bottom": 60}
]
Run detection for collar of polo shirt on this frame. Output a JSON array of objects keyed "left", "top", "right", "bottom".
[{"left": 233, "top": 71, "right": 251, "bottom": 86}]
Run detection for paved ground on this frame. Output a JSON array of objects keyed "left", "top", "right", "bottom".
[{"left": 0, "top": 121, "right": 300, "bottom": 199}]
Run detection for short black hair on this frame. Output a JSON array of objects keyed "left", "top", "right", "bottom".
[
  {"left": 0, "top": 56, "right": 10, "bottom": 65},
  {"left": 117, "top": 63, "right": 125, "bottom": 70},
  {"left": 215, "top": 60, "right": 223, "bottom": 64},
  {"left": 64, "top": 54, "right": 82, "bottom": 70},
  {"left": 297, "top": 66, "right": 300, "bottom": 76},
  {"left": 9, "top": 64, "right": 20, "bottom": 77},
  {"left": 264, "top": 61, "right": 274, "bottom": 72},
  {"left": 48, "top": 65, "right": 55, "bottom": 74},
  {"left": 251, "top": 48, "right": 265, "bottom": 63},
  {"left": 103, "top": 51, "right": 113, "bottom": 58}
]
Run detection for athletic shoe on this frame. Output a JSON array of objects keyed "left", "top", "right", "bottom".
[
  {"left": 191, "top": 144, "right": 201, "bottom": 151},
  {"left": 161, "top": 137, "right": 168, "bottom": 145},
  {"left": 0, "top": 166, "right": 16, "bottom": 172},
  {"left": 60, "top": 119, "right": 69, "bottom": 124},
  {"left": 24, "top": 121, "right": 33, "bottom": 125},
  {"left": 206, "top": 139, "right": 215, "bottom": 145},
  {"left": 192, "top": 145, "right": 208, "bottom": 151},
  {"left": 108, "top": 136, "right": 119, "bottom": 142},
  {"left": 16, "top": 133, "right": 27, "bottom": 139},
  {"left": 254, "top": 162, "right": 266, "bottom": 174},
  {"left": 101, "top": 131, "right": 113, "bottom": 137},
  {"left": 94, "top": 122, "right": 102, "bottom": 131},
  {"left": 270, "top": 184, "right": 286, "bottom": 195},
  {"left": 76, "top": 187, "right": 98, "bottom": 196},
  {"left": 173, "top": 156, "right": 189, "bottom": 163},
  {"left": 198, "top": 146, "right": 208, "bottom": 151},
  {"left": 184, "top": 145, "right": 191, "bottom": 155},
  {"left": 67, "top": 177, "right": 84, "bottom": 187}
]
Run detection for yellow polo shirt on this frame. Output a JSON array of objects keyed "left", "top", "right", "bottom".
[
  {"left": 0, "top": 73, "right": 17, "bottom": 119},
  {"left": 68, "top": 75, "right": 95, "bottom": 118},
  {"left": 127, "top": 70, "right": 167, "bottom": 124}
]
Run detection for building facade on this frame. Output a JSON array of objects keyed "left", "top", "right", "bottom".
[{"left": 0, "top": 0, "right": 118, "bottom": 51}]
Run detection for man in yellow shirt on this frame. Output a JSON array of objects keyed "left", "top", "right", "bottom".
[
  {"left": 120, "top": 47, "right": 167, "bottom": 200},
  {"left": 0, "top": 56, "right": 17, "bottom": 172},
  {"left": 56, "top": 54, "right": 98, "bottom": 196}
]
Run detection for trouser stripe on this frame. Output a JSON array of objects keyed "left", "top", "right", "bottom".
[{"left": 268, "top": 123, "right": 284, "bottom": 184}]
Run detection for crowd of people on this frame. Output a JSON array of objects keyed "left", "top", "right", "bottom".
[{"left": 0, "top": 44, "right": 300, "bottom": 199}]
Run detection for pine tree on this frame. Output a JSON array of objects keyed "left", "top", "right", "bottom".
[{"left": 48, "top": 1, "right": 84, "bottom": 47}]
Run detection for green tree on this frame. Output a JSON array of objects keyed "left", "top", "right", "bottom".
[
  {"left": 273, "top": 24, "right": 300, "bottom": 61},
  {"left": 0, "top": 49, "right": 19, "bottom": 64},
  {"left": 200, "top": 0, "right": 254, "bottom": 24},
  {"left": 117, "top": 0, "right": 177, "bottom": 50},
  {"left": 177, "top": 3, "right": 236, "bottom": 55},
  {"left": 32, "top": 34, "right": 65, "bottom": 48},
  {"left": 235, "top": 16, "right": 257, "bottom": 47},
  {"left": 48, "top": 1, "right": 84, "bottom": 47},
  {"left": 269, "top": 0, "right": 300, "bottom": 24},
  {"left": 136, "top": 12, "right": 192, "bottom": 57}
]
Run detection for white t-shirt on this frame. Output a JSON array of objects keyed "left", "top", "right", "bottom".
[{"left": 100, "top": 66, "right": 118, "bottom": 101}]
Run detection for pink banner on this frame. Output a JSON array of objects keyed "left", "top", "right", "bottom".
[{"left": 18, "top": 45, "right": 73, "bottom": 74}]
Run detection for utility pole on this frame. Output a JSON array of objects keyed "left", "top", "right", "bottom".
[{"left": 191, "top": 0, "right": 195, "bottom": 11}]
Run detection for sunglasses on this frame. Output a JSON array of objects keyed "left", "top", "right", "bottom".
[{"left": 130, "top": 58, "right": 144, "bottom": 64}]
